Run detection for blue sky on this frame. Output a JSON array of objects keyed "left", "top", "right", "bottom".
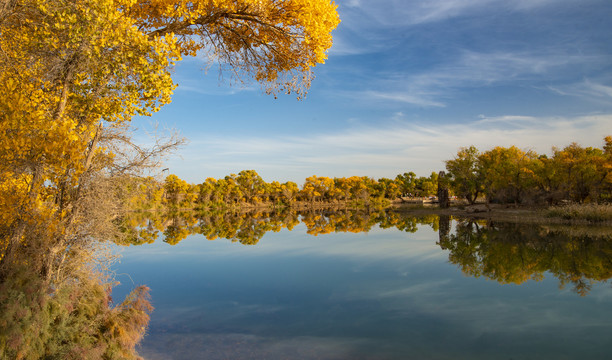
[{"left": 134, "top": 0, "right": 612, "bottom": 185}]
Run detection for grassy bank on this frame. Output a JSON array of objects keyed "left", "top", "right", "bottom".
[
  {"left": 546, "top": 204, "right": 612, "bottom": 222},
  {"left": 390, "top": 202, "right": 612, "bottom": 225}
]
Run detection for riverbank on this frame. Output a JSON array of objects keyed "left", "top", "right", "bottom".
[
  {"left": 391, "top": 203, "right": 612, "bottom": 225},
  {"left": 134, "top": 201, "right": 612, "bottom": 226}
]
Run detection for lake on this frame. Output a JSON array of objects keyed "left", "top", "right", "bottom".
[{"left": 112, "top": 211, "right": 612, "bottom": 359}]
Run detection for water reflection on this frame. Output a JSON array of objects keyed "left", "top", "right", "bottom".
[
  {"left": 118, "top": 210, "right": 612, "bottom": 296},
  {"left": 438, "top": 217, "right": 612, "bottom": 296},
  {"left": 118, "top": 209, "right": 441, "bottom": 246}
]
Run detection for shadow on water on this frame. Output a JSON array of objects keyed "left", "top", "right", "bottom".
[{"left": 118, "top": 209, "right": 612, "bottom": 297}]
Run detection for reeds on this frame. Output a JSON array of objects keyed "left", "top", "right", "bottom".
[{"left": 546, "top": 204, "right": 612, "bottom": 222}]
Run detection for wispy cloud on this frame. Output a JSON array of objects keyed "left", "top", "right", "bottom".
[
  {"left": 167, "top": 113, "right": 612, "bottom": 184},
  {"left": 365, "top": 91, "right": 446, "bottom": 107},
  {"left": 337, "top": 0, "right": 581, "bottom": 28},
  {"left": 548, "top": 79, "right": 612, "bottom": 104},
  {"left": 342, "top": 50, "right": 582, "bottom": 107},
  {"left": 475, "top": 115, "right": 538, "bottom": 124}
]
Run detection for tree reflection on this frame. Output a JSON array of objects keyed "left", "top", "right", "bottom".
[
  {"left": 117, "top": 209, "right": 442, "bottom": 246},
  {"left": 117, "top": 210, "right": 612, "bottom": 296},
  {"left": 438, "top": 219, "right": 612, "bottom": 295}
]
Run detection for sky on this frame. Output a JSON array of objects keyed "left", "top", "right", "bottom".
[{"left": 133, "top": 0, "right": 612, "bottom": 185}]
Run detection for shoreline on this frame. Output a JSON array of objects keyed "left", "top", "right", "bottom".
[
  {"left": 390, "top": 203, "right": 612, "bottom": 226},
  {"left": 131, "top": 201, "right": 612, "bottom": 226}
]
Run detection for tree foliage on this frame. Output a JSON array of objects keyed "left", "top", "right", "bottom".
[
  {"left": 446, "top": 137, "right": 612, "bottom": 205},
  {"left": 0, "top": 0, "right": 339, "bottom": 357},
  {"left": 124, "top": 169, "right": 446, "bottom": 213},
  {"left": 445, "top": 146, "right": 481, "bottom": 204},
  {"left": 0, "top": 0, "right": 339, "bottom": 270},
  {"left": 130, "top": 0, "right": 340, "bottom": 97}
]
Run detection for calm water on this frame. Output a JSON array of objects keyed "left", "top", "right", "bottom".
[{"left": 113, "top": 212, "right": 612, "bottom": 359}]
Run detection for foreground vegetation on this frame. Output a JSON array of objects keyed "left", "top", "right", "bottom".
[{"left": 0, "top": 0, "right": 339, "bottom": 358}]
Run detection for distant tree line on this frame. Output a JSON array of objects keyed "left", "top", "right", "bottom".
[
  {"left": 126, "top": 137, "right": 611, "bottom": 210},
  {"left": 126, "top": 170, "right": 442, "bottom": 210},
  {"left": 445, "top": 136, "right": 611, "bottom": 205}
]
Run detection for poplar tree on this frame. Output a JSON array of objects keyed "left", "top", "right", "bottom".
[{"left": 0, "top": 1, "right": 339, "bottom": 357}]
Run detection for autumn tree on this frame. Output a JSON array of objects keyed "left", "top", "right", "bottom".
[
  {"left": 164, "top": 174, "right": 194, "bottom": 207},
  {"left": 446, "top": 138, "right": 611, "bottom": 205},
  {"left": 302, "top": 175, "right": 335, "bottom": 203},
  {"left": 128, "top": 0, "right": 340, "bottom": 98},
  {"left": 198, "top": 178, "right": 217, "bottom": 204},
  {"left": 1, "top": 0, "right": 339, "bottom": 267},
  {"left": 267, "top": 180, "right": 300, "bottom": 206},
  {"left": 395, "top": 172, "right": 417, "bottom": 197},
  {"left": 233, "top": 170, "right": 266, "bottom": 204},
  {"left": 527, "top": 155, "right": 566, "bottom": 205},
  {"left": 445, "top": 146, "right": 482, "bottom": 204},
  {"left": 334, "top": 176, "right": 370, "bottom": 203},
  {"left": 551, "top": 142, "right": 610, "bottom": 203},
  {"left": 478, "top": 146, "right": 538, "bottom": 204},
  {"left": 415, "top": 172, "right": 439, "bottom": 197},
  {"left": 280, "top": 181, "right": 300, "bottom": 204},
  {"left": 375, "top": 177, "right": 401, "bottom": 199},
  {"left": 354, "top": 176, "right": 376, "bottom": 204},
  {"left": 1, "top": 0, "right": 339, "bottom": 357}
]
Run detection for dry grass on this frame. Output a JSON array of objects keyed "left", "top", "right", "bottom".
[{"left": 546, "top": 204, "right": 612, "bottom": 222}]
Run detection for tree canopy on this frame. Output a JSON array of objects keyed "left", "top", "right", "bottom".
[
  {"left": 445, "top": 137, "right": 612, "bottom": 205},
  {"left": 0, "top": 0, "right": 339, "bottom": 271},
  {"left": 0, "top": 1, "right": 339, "bottom": 357}
]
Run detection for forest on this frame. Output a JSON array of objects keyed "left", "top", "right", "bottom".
[{"left": 126, "top": 136, "right": 612, "bottom": 211}]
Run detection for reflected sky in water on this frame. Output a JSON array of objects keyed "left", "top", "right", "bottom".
[{"left": 113, "top": 221, "right": 612, "bottom": 360}]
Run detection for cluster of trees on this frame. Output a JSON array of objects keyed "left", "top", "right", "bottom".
[
  {"left": 128, "top": 136, "right": 612, "bottom": 212},
  {"left": 446, "top": 137, "right": 612, "bottom": 205},
  {"left": 127, "top": 170, "right": 442, "bottom": 210},
  {"left": 438, "top": 218, "right": 612, "bottom": 296},
  {"left": 118, "top": 208, "right": 442, "bottom": 246},
  {"left": 0, "top": 0, "right": 339, "bottom": 358}
]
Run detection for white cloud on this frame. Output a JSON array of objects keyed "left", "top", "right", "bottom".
[
  {"left": 405, "top": 0, "right": 498, "bottom": 25},
  {"left": 336, "top": 0, "right": 581, "bottom": 28},
  {"left": 546, "top": 79, "right": 612, "bottom": 105},
  {"left": 475, "top": 115, "right": 538, "bottom": 124},
  {"left": 340, "top": 50, "right": 586, "bottom": 108},
  {"left": 168, "top": 113, "right": 612, "bottom": 184},
  {"left": 584, "top": 81, "right": 612, "bottom": 98},
  {"left": 365, "top": 91, "right": 446, "bottom": 107}
]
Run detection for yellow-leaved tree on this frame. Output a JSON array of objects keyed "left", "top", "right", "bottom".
[{"left": 0, "top": 0, "right": 339, "bottom": 358}]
